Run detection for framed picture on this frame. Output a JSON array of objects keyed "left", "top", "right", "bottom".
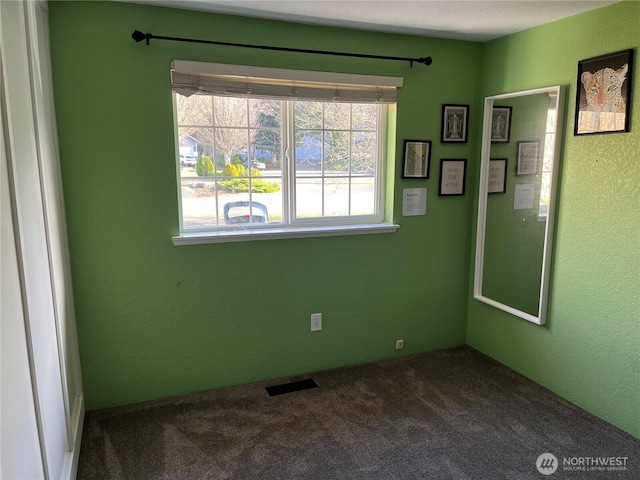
[
  {"left": 488, "top": 158, "right": 508, "bottom": 194},
  {"left": 491, "top": 106, "right": 512, "bottom": 143},
  {"left": 402, "top": 140, "right": 431, "bottom": 178},
  {"left": 575, "top": 49, "right": 633, "bottom": 135},
  {"left": 438, "top": 159, "right": 467, "bottom": 196},
  {"left": 516, "top": 141, "right": 539, "bottom": 176},
  {"left": 441, "top": 104, "right": 469, "bottom": 143}
]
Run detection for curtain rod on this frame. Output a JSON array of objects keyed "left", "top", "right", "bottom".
[{"left": 131, "top": 30, "right": 432, "bottom": 68}]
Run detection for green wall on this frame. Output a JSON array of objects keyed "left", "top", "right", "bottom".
[
  {"left": 467, "top": 1, "right": 640, "bottom": 438},
  {"left": 48, "top": 1, "right": 480, "bottom": 410}
]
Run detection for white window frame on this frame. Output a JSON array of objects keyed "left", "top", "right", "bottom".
[{"left": 170, "top": 62, "right": 401, "bottom": 245}]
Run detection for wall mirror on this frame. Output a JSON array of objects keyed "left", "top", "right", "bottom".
[{"left": 474, "top": 86, "right": 565, "bottom": 325}]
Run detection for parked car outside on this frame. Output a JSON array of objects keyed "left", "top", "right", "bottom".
[
  {"left": 180, "top": 155, "right": 197, "bottom": 168},
  {"left": 240, "top": 159, "right": 266, "bottom": 170}
]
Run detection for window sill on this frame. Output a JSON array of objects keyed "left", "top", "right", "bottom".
[{"left": 172, "top": 223, "right": 400, "bottom": 246}]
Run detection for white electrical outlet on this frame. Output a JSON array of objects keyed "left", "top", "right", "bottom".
[
  {"left": 395, "top": 339, "right": 404, "bottom": 350},
  {"left": 311, "top": 313, "right": 322, "bottom": 332}
]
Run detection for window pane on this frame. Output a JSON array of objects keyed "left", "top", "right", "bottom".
[
  {"left": 295, "top": 130, "right": 322, "bottom": 173},
  {"left": 181, "top": 177, "right": 219, "bottom": 229},
  {"left": 323, "top": 131, "right": 350, "bottom": 175},
  {"left": 215, "top": 128, "right": 249, "bottom": 166},
  {"left": 323, "top": 103, "right": 350, "bottom": 130},
  {"left": 352, "top": 104, "right": 377, "bottom": 131},
  {"left": 213, "top": 97, "right": 247, "bottom": 127},
  {"left": 295, "top": 102, "right": 323, "bottom": 129},
  {"left": 251, "top": 128, "right": 281, "bottom": 168},
  {"left": 178, "top": 126, "right": 216, "bottom": 229},
  {"left": 176, "top": 94, "right": 212, "bottom": 126},
  {"left": 253, "top": 188, "right": 283, "bottom": 224},
  {"left": 249, "top": 99, "right": 281, "bottom": 128},
  {"left": 178, "top": 127, "right": 213, "bottom": 170},
  {"left": 296, "top": 177, "right": 322, "bottom": 219},
  {"left": 352, "top": 132, "right": 377, "bottom": 175},
  {"left": 351, "top": 178, "right": 376, "bottom": 215},
  {"left": 324, "top": 178, "right": 350, "bottom": 217}
]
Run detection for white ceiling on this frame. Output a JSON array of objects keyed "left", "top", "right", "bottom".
[{"left": 129, "top": 0, "right": 619, "bottom": 41}]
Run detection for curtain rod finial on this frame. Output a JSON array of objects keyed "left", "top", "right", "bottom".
[
  {"left": 418, "top": 57, "right": 433, "bottom": 66},
  {"left": 132, "top": 30, "right": 151, "bottom": 45}
]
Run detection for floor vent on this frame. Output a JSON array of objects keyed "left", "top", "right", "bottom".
[{"left": 265, "top": 378, "right": 318, "bottom": 397}]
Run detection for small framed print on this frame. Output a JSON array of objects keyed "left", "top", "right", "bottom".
[
  {"left": 488, "top": 158, "right": 508, "bottom": 194},
  {"left": 441, "top": 104, "right": 469, "bottom": 143},
  {"left": 491, "top": 106, "right": 512, "bottom": 143},
  {"left": 575, "top": 49, "right": 633, "bottom": 135},
  {"left": 438, "top": 159, "right": 467, "bottom": 196},
  {"left": 402, "top": 140, "right": 431, "bottom": 178},
  {"left": 516, "top": 141, "right": 539, "bottom": 176}
]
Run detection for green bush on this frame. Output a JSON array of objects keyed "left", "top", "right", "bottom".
[
  {"left": 220, "top": 162, "right": 276, "bottom": 192},
  {"left": 220, "top": 178, "right": 280, "bottom": 193},
  {"left": 222, "top": 163, "right": 261, "bottom": 178},
  {"left": 222, "top": 163, "right": 240, "bottom": 177},
  {"left": 196, "top": 155, "right": 214, "bottom": 177}
]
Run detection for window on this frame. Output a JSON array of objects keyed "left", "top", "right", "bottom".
[
  {"left": 538, "top": 99, "right": 557, "bottom": 220},
  {"left": 171, "top": 61, "right": 401, "bottom": 244}
]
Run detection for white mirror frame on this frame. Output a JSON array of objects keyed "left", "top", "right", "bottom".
[{"left": 474, "top": 85, "right": 566, "bottom": 325}]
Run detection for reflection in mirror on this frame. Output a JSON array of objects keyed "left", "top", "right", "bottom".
[{"left": 474, "top": 86, "right": 565, "bottom": 325}]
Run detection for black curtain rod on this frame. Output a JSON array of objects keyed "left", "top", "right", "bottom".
[{"left": 131, "top": 30, "right": 432, "bottom": 68}]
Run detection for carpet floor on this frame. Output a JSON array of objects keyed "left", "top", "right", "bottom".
[{"left": 77, "top": 346, "right": 639, "bottom": 479}]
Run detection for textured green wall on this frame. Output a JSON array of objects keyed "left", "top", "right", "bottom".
[
  {"left": 48, "top": 1, "right": 481, "bottom": 410},
  {"left": 468, "top": 1, "right": 640, "bottom": 438}
]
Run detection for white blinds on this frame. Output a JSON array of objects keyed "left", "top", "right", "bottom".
[{"left": 171, "top": 60, "right": 403, "bottom": 104}]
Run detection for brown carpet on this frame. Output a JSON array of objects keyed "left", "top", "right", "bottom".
[{"left": 77, "top": 346, "right": 639, "bottom": 479}]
